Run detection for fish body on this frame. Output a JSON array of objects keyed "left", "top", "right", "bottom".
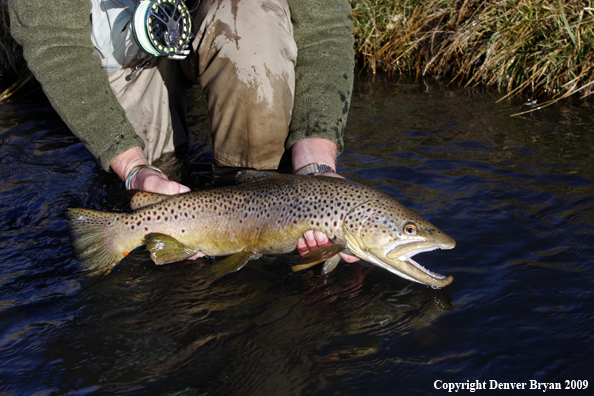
[{"left": 67, "top": 171, "right": 455, "bottom": 287}]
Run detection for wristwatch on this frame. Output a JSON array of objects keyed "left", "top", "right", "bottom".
[{"left": 295, "top": 163, "right": 336, "bottom": 175}]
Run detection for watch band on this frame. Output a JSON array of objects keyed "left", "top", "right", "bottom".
[{"left": 295, "top": 163, "right": 336, "bottom": 176}]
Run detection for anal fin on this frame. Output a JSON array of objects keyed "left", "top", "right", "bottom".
[{"left": 211, "top": 249, "right": 261, "bottom": 278}]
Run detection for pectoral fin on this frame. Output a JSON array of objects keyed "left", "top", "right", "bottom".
[
  {"left": 292, "top": 242, "right": 345, "bottom": 272},
  {"left": 321, "top": 254, "right": 341, "bottom": 275},
  {"left": 211, "top": 249, "right": 261, "bottom": 278},
  {"left": 145, "top": 233, "right": 197, "bottom": 265}
]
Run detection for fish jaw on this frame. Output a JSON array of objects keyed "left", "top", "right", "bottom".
[
  {"left": 386, "top": 239, "right": 454, "bottom": 287},
  {"left": 344, "top": 232, "right": 455, "bottom": 288},
  {"left": 340, "top": 197, "right": 456, "bottom": 287},
  {"left": 385, "top": 234, "right": 455, "bottom": 287},
  {"left": 386, "top": 233, "right": 456, "bottom": 259}
]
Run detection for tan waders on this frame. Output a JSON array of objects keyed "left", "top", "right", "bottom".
[{"left": 98, "top": 0, "right": 297, "bottom": 170}]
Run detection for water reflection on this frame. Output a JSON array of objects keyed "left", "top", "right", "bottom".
[
  {"left": 1, "top": 75, "right": 593, "bottom": 394},
  {"left": 22, "top": 257, "right": 451, "bottom": 395}
]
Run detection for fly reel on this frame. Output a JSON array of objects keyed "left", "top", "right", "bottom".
[{"left": 133, "top": 0, "right": 193, "bottom": 57}]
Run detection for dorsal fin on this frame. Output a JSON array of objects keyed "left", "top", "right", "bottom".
[
  {"left": 130, "top": 191, "right": 172, "bottom": 210},
  {"left": 235, "top": 170, "right": 280, "bottom": 185}
]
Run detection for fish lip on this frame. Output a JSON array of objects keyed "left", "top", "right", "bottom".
[
  {"left": 399, "top": 250, "right": 447, "bottom": 280},
  {"left": 371, "top": 253, "right": 453, "bottom": 288},
  {"left": 380, "top": 241, "right": 454, "bottom": 287},
  {"left": 387, "top": 239, "right": 454, "bottom": 260},
  {"left": 343, "top": 228, "right": 454, "bottom": 287}
]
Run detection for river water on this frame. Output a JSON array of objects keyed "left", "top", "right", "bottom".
[{"left": 1, "top": 75, "right": 593, "bottom": 395}]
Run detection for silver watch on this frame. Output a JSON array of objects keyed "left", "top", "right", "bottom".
[{"left": 295, "top": 163, "right": 336, "bottom": 175}]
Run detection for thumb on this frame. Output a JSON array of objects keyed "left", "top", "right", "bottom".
[
  {"left": 160, "top": 179, "right": 191, "bottom": 195},
  {"left": 140, "top": 171, "right": 190, "bottom": 195}
]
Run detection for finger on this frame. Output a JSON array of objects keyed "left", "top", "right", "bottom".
[
  {"left": 313, "top": 231, "right": 331, "bottom": 246},
  {"left": 296, "top": 237, "right": 309, "bottom": 255},
  {"left": 187, "top": 251, "right": 206, "bottom": 260},
  {"left": 165, "top": 180, "right": 190, "bottom": 194},
  {"left": 303, "top": 230, "right": 318, "bottom": 250},
  {"left": 140, "top": 170, "right": 190, "bottom": 195},
  {"left": 298, "top": 231, "right": 334, "bottom": 257},
  {"left": 339, "top": 252, "right": 360, "bottom": 263},
  {"left": 143, "top": 174, "right": 177, "bottom": 195}
]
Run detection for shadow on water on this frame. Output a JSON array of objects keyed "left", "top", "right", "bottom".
[{"left": 1, "top": 74, "right": 593, "bottom": 395}]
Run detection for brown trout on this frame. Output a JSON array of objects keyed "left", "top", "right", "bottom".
[{"left": 67, "top": 171, "right": 455, "bottom": 287}]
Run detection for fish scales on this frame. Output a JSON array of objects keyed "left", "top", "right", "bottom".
[
  {"left": 114, "top": 177, "right": 362, "bottom": 255},
  {"left": 67, "top": 171, "right": 455, "bottom": 287}
]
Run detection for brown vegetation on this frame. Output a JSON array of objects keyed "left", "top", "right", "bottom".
[
  {"left": 2, "top": 0, "right": 594, "bottom": 112},
  {"left": 350, "top": 0, "right": 594, "bottom": 113}
]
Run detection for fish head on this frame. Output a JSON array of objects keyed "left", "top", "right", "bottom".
[{"left": 342, "top": 199, "right": 455, "bottom": 288}]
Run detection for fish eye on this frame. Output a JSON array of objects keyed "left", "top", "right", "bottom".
[{"left": 404, "top": 223, "right": 418, "bottom": 235}]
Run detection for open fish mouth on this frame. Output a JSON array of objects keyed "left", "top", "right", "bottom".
[
  {"left": 400, "top": 250, "right": 449, "bottom": 281},
  {"left": 377, "top": 243, "right": 454, "bottom": 287}
]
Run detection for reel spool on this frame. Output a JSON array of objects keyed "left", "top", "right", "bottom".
[{"left": 133, "top": 0, "right": 193, "bottom": 57}]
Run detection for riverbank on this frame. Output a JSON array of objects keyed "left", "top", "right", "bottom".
[
  {"left": 350, "top": 0, "right": 594, "bottom": 113},
  {"left": 3, "top": 0, "right": 594, "bottom": 110}
]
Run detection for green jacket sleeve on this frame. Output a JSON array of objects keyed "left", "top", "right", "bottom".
[
  {"left": 286, "top": 0, "right": 355, "bottom": 154},
  {"left": 8, "top": 0, "right": 144, "bottom": 171}
]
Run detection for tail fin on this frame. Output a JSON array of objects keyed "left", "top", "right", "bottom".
[{"left": 66, "top": 208, "right": 125, "bottom": 276}]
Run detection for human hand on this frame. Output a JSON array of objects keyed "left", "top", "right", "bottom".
[
  {"left": 296, "top": 172, "right": 360, "bottom": 263},
  {"left": 132, "top": 170, "right": 203, "bottom": 259},
  {"left": 297, "top": 230, "right": 360, "bottom": 263},
  {"left": 111, "top": 146, "right": 203, "bottom": 259},
  {"left": 111, "top": 146, "right": 191, "bottom": 195},
  {"left": 127, "top": 166, "right": 191, "bottom": 195},
  {"left": 291, "top": 138, "right": 360, "bottom": 263}
]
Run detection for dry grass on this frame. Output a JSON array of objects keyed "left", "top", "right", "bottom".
[
  {"left": 2, "top": 0, "right": 594, "bottom": 111},
  {"left": 350, "top": 0, "right": 594, "bottom": 113}
]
